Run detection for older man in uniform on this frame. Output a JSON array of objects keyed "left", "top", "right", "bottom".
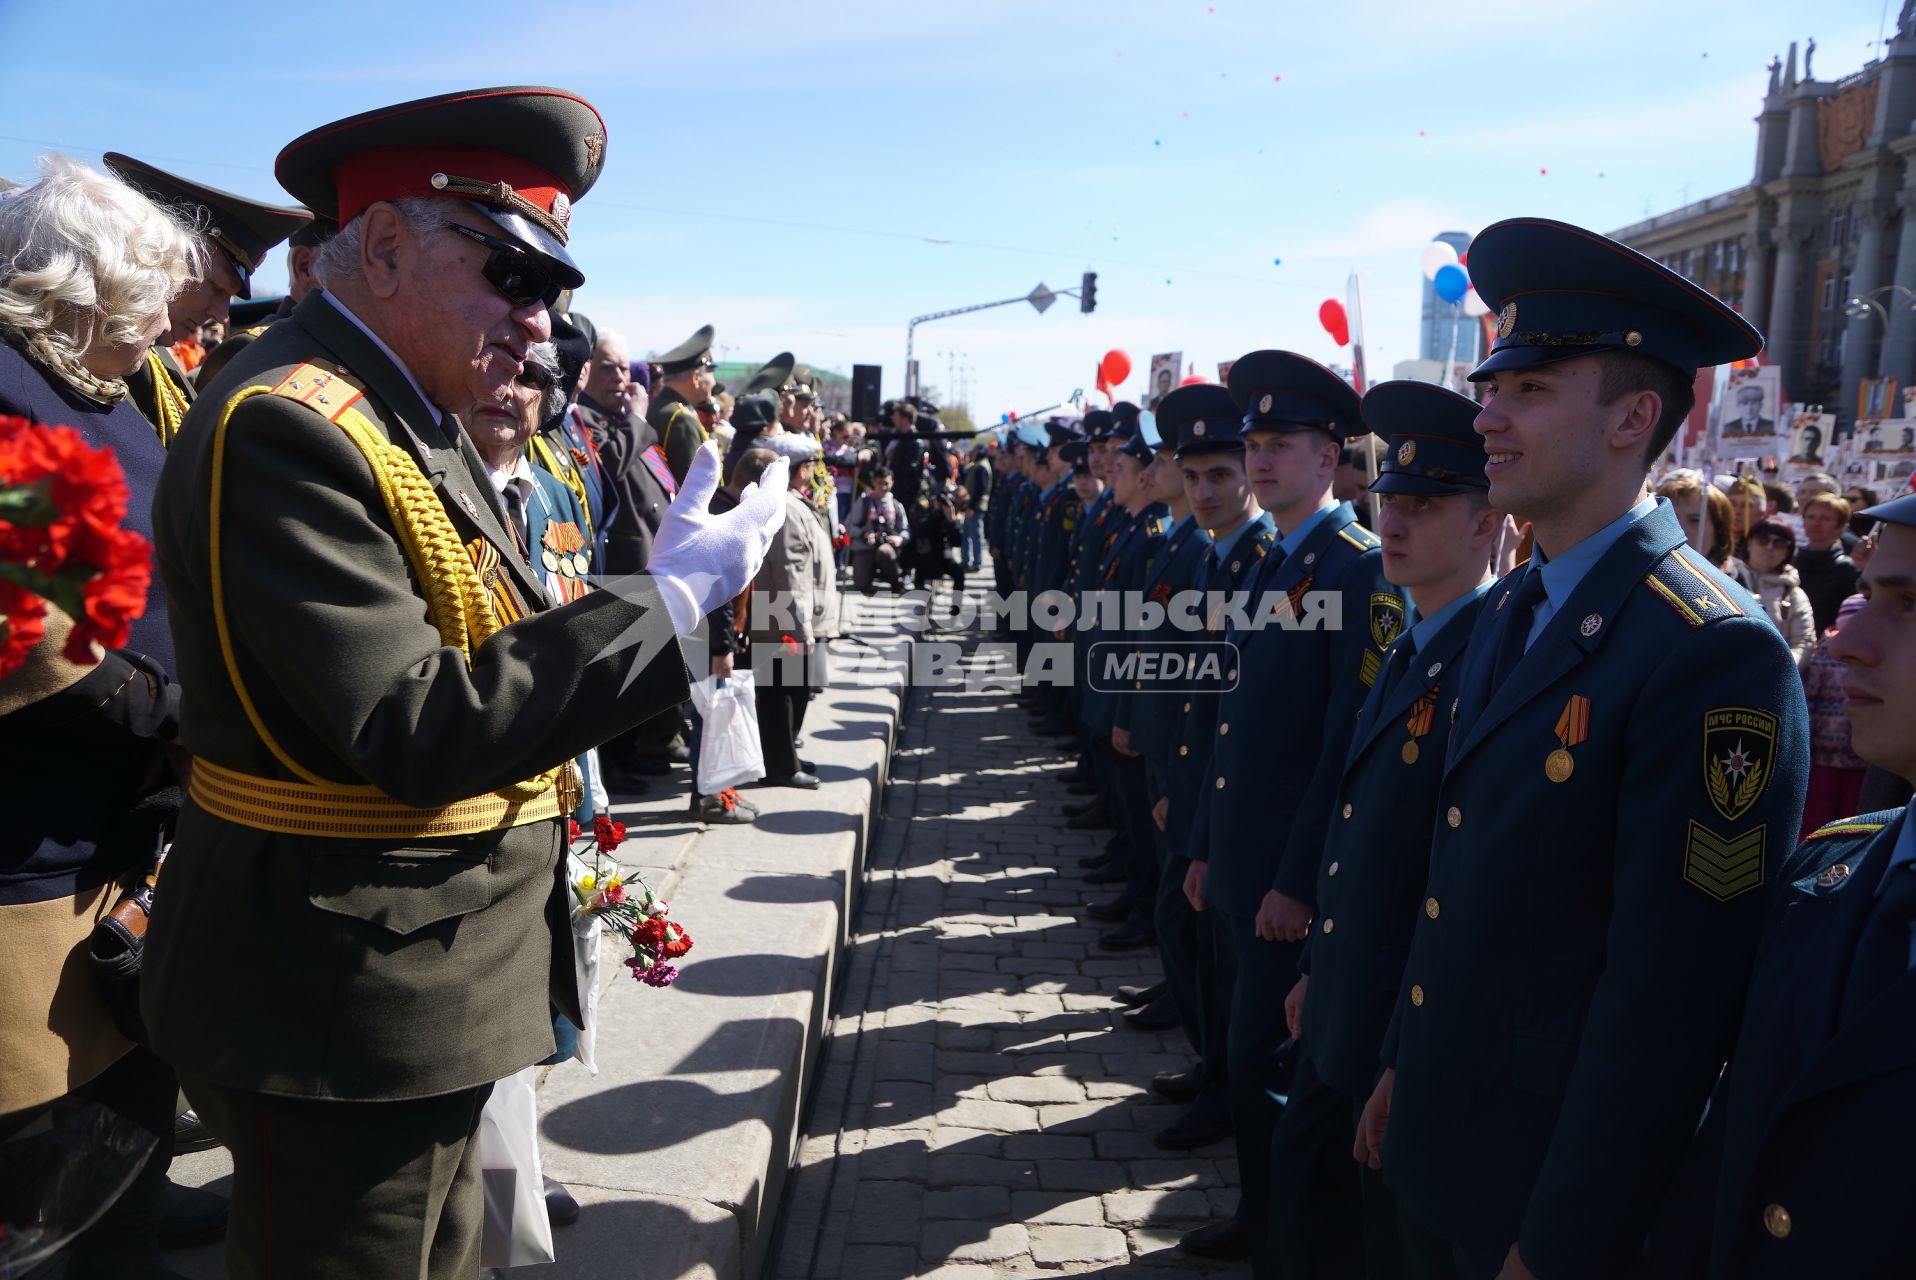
[
  {"left": 1269, "top": 382, "right": 1500, "bottom": 1279},
  {"left": 1644, "top": 489, "right": 1916, "bottom": 1279},
  {"left": 103, "top": 153, "right": 311, "bottom": 444},
  {"left": 650, "top": 323, "right": 716, "bottom": 484},
  {"left": 141, "top": 88, "right": 786, "bottom": 1280},
  {"left": 1356, "top": 219, "right": 1810, "bottom": 1280}
]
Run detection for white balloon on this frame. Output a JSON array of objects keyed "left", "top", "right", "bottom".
[
  {"left": 1462, "top": 288, "right": 1490, "bottom": 317},
  {"left": 1420, "top": 240, "right": 1459, "bottom": 281}
]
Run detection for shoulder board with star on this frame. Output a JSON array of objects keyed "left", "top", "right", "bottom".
[
  {"left": 1642, "top": 548, "right": 1745, "bottom": 629},
  {"left": 1804, "top": 809, "right": 1902, "bottom": 840},
  {"left": 1338, "top": 524, "right": 1381, "bottom": 551},
  {"left": 262, "top": 359, "right": 370, "bottom": 424}
]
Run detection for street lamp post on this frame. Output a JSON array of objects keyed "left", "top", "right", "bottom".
[{"left": 905, "top": 282, "right": 1082, "bottom": 398}]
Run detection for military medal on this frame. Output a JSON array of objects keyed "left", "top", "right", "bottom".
[
  {"left": 1403, "top": 691, "right": 1436, "bottom": 765},
  {"left": 573, "top": 553, "right": 590, "bottom": 575},
  {"left": 542, "top": 549, "right": 561, "bottom": 572},
  {"left": 1547, "top": 694, "right": 1591, "bottom": 783}
]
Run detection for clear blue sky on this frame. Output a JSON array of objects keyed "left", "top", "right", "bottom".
[{"left": 0, "top": 0, "right": 1886, "bottom": 416}]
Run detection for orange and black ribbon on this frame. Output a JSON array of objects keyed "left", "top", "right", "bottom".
[
  {"left": 1406, "top": 691, "right": 1437, "bottom": 740},
  {"left": 1555, "top": 694, "right": 1591, "bottom": 750}
]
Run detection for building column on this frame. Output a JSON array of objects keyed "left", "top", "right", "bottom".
[
  {"left": 1839, "top": 201, "right": 1891, "bottom": 425},
  {"left": 1742, "top": 233, "right": 1773, "bottom": 336},
  {"left": 1883, "top": 194, "right": 1916, "bottom": 392},
  {"left": 1767, "top": 222, "right": 1813, "bottom": 396}
]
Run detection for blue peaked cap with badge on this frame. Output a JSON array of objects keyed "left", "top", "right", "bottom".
[
  {"left": 1227, "top": 349, "right": 1366, "bottom": 441},
  {"left": 1157, "top": 383, "right": 1244, "bottom": 459},
  {"left": 1361, "top": 381, "right": 1489, "bottom": 497},
  {"left": 1466, "top": 217, "right": 1763, "bottom": 379},
  {"left": 1082, "top": 408, "right": 1118, "bottom": 442}
]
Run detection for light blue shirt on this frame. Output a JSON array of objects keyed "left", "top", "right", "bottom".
[
  {"left": 1211, "top": 512, "right": 1269, "bottom": 565},
  {"left": 1525, "top": 495, "right": 1659, "bottom": 650},
  {"left": 1408, "top": 581, "right": 1493, "bottom": 654},
  {"left": 1278, "top": 502, "right": 1339, "bottom": 559}
]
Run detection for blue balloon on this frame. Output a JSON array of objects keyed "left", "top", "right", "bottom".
[{"left": 1433, "top": 262, "right": 1470, "bottom": 304}]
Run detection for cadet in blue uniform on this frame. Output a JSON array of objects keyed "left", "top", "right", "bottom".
[
  {"left": 1267, "top": 382, "right": 1501, "bottom": 1280},
  {"left": 1080, "top": 418, "right": 1171, "bottom": 950},
  {"left": 1356, "top": 219, "right": 1811, "bottom": 1280},
  {"left": 1182, "top": 350, "right": 1401, "bottom": 1259},
  {"left": 1644, "top": 489, "right": 1916, "bottom": 1280},
  {"left": 1156, "top": 388, "right": 1282, "bottom": 1216}
]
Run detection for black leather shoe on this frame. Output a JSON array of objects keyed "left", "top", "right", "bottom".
[
  {"left": 1118, "top": 980, "right": 1168, "bottom": 1008},
  {"left": 173, "top": 1108, "right": 218, "bottom": 1155},
  {"left": 1062, "top": 797, "right": 1101, "bottom": 818},
  {"left": 766, "top": 770, "right": 821, "bottom": 789},
  {"left": 1085, "top": 897, "right": 1132, "bottom": 923},
  {"left": 1065, "top": 807, "right": 1113, "bottom": 831},
  {"left": 157, "top": 1179, "right": 228, "bottom": 1251},
  {"left": 1179, "top": 1218, "right": 1250, "bottom": 1258},
  {"left": 1156, "top": 1099, "right": 1235, "bottom": 1151},
  {"left": 543, "top": 1176, "right": 581, "bottom": 1227},
  {"left": 1151, "top": 1069, "right": 1204, "bottom": 1102},
  {"left": 798, "top": 757, "right": 818, "bottom": 773},
  {"left": 1122, "top": 992, "right": 1182, "bottom": 1031},
  {"left": 1097, "top": 920, "right": 1156, "bottom": 951},
  {"left": 1084, "top": 863, "right": 1127, "bottom": 885}
]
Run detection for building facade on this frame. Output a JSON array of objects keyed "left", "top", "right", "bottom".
[{"left": 1611, "top": 29, "right": 1916, "bottom": 430}]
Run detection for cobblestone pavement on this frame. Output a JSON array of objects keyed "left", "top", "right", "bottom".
[{"left": 774, "top": 628, "right": 1243, "bottom": 1279}]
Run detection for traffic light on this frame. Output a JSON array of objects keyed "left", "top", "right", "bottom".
[{"left": 1080, "top": 271, "right": 1097, "bottom": 314}]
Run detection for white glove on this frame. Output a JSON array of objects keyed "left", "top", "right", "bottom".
[
  {"left": 645, "top": 443, "right": 789, "bottom": 635},
  {"left": 761, "top": 431, "right": 821, "bottom": 463}
]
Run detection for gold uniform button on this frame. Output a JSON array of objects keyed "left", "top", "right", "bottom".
[
  {"left": 1763, "top": 1204, "right": 1791, "bottom": 1239},
  {"left": 1425, "top": 897, "right": 1440, "bottom": 919},
  {"left": 1179, "top": 745, "right": 1189, "bottom": 757},
  {"left": 1328, "top": 861, "right": 1339, "bottom": 876},
  {"left": 1410, "top": 984, "right": 1425, "bottom": 1007},
  {"left": 1183, "top": 702, "right": 1191, "bottom": 713},
  {"left": 1320, "top": 918, "right": 1334, "bottom": 934},
  {"left": 1446, "top": 806, "right": 1462, "bottom": 828},
  {"left": 1226, "top": 668, "right": 1237, "bottom": 681},
  {"left": 1342, "top": 803, "right": 1353, "bottom": 819},
  {"left": 1215, "top": 777, "right": 1226, "bottom": 790},
  {"left": 1219, "top": 723, "right": 1230, "bottom": 735}
]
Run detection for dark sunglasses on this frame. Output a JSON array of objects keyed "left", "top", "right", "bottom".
[
  {"left": 514, "top": 365, "right": 557, "bottom": 391},
  {"left": 1749, "top": 532, "right": 1790, "bottom": 546},
  {"left": 438, "top": 222, "right": 562, "bottom": 309}
]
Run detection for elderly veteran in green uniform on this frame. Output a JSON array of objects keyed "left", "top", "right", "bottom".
[
  {"left": 103, "top": 153, "right": 311, "bottom": 445},
  {"left": 649, "top": 322, "right": 716, "bottom": 485},
  {"left": 141, "top": 87, "right": 788, "bottom": 1280},
  {"left": 1266, "top": 382, "right": 1500, "bottom": 1280},
  {"left": 1354, "top": 219, "right": 1810, "bottom": 1280},
  {"left": 1643, "top": 490, "right": 1916, "bottom": 1279}
]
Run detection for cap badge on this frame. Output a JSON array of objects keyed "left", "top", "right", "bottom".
[
  {"left": 552, "top": 190, "right": 571, "bottom": 228},
  {"left": 1193, "top": 420, "right": 1206, "bottom": 437},
  {"left": 1497, "top": 302, "right": 1518, "bottom": 340},
  {"left": 584, "top": 131, "right": 607, "bottom": 167},
  {"left": 1624, "top": 330, "right": 1643, "bottom": 347},
  {"left": 1397, "top": 440, "right": 1417, "bottom": 465},
  {"left": 1815, "top": 862, "right": 1852, "bottom": 888},
  {"left": 1258, "top": 394, "right": 1274, "bottom": 415}
]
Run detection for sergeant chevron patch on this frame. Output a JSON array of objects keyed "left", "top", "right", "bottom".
[{"left": 1682, "top": 820, "right": 1765, "bottom": 902}]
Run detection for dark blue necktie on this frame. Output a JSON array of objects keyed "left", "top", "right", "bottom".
[
  {"left": 1487, "top": 567, "right": 1549, "bottom": 694},
  {"left": 1838, "top": 861, "right": 1916, "bottom": 1029},
  {"left": 1378, "top": 632, "right": 1418, "bottom": 704}
]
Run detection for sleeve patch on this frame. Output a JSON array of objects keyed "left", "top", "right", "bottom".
[{"left": 1682, "top": 820, "right": 1766, "bottom": 902}]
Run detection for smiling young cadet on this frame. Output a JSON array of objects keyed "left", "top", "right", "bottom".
[
  {"left": 1179, "top": 352, "right": 1403, "bottom": 1259},
  {"left": 1354, "top": 219, "right": 1810, "bottom": 1280},
  {"left": 1265, "top": 382, "right": 1500, "bottom": 1280},
  {"left": 1644, "top": 489, "right": 1916, "bottom": 1280}
]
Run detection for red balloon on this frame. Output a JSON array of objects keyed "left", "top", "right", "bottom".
[
  {"left": 1180, "top": 373, "right": 1206, "bottom": 386},
  {"left": 1457, "top": 249, "right": 1468, "bottom": 268},
  {"left": 1318, "top": 298, "right": 1350, "bottom": 347},
  {"left": 1100, "top": 349, "right": 1133, "bottom": 385}
]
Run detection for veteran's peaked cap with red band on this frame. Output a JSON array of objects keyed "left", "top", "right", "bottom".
[{"left": 275, "top": 86, "right": 607, "bottom": 278}]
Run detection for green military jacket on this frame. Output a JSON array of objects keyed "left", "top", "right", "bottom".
[
  {"left": 647, "top": 385, "right": 707, "bottom": 488},
  {"left": 142, "top": 292, "right": 691, "bottom": 1102}
]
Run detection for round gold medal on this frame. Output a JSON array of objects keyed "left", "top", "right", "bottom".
[
  {"left": 1401, "top": 740, "right": 1420, "bottom": 764},
  {"left": 573, "top": 553, "right": 590, "bottom": 575},
  {"left": 1545, "top": 748, "right": 1574, "bottom": 783},
  {"left": 541, "top": 549, "right": 560, "bottom": 572}
]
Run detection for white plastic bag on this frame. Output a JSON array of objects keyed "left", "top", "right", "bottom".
[
  {"left": 688, "top": 671, "right": 765, "bottom": 793},
  {"left": 565, "top": 847, "right": 603, "bottom": 1076},
  {"left": 476, "top": 1066, "right": 554, "bottom": 1267}
]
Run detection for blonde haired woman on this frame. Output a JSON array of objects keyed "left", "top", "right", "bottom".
[{"left": 1, "top": 154, "right": 207, "bottom": 1272}]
